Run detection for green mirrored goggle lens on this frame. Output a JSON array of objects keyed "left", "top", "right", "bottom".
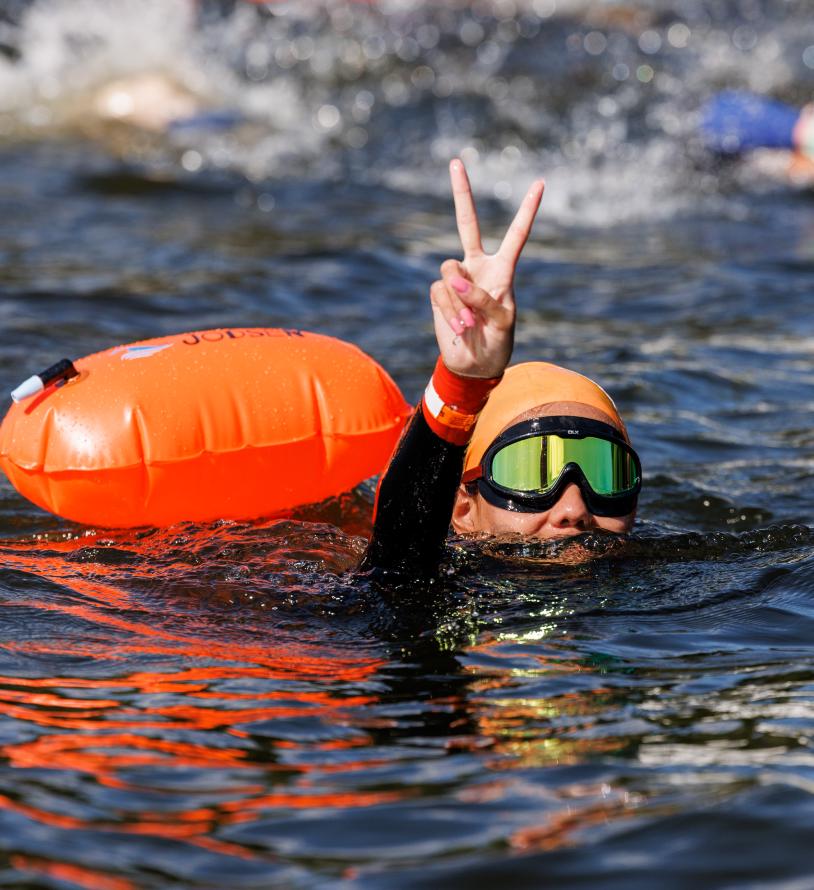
[{"left": 490, "top": 434, "right": 639, "bottom": 496}]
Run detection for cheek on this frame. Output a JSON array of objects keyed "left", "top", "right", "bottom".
[
  {"left": 595, "top": 513, "right": 635, "bottom": 534},
  {"left": 478, "top": 500, "right": 550, "bottom": 535}
]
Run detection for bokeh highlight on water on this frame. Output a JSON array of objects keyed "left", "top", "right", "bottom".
[{"left": 1, "top": 1, "right": 814, "bottom": 886}]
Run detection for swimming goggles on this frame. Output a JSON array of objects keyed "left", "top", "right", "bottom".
[{"left": 462, "top": 416, "right": 642, "bottom": 517}]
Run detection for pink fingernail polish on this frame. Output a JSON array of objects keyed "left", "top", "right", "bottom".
[
  {"left": 451, "top": 276, "right": 470, "bottom": 295},
  {"left": 460, "top": 308, "right": 475, "bottom": 328},
  {"left": 448, "top": 317, "right": 463, "bottom": 334}
]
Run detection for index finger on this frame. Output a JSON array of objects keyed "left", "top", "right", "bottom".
[
  {"left": 449, "top": 158, "right": 483, "bottom": 258},
  {"left": 497, "top": 178, "right": 545, "bottom": 267}
]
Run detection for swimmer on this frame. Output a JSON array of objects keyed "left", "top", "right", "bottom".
[
  {"left": 93, "top": 73, "right": 201, "bottom": 132},
  {"left": 361, "top": 159, "right": 641, "bottom": 576},
  {"left": 700, "top": 91, "right": 814, "bottom": 188}
]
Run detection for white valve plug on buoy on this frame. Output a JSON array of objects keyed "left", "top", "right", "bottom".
[{"left": 10, "top": 359, "right": 78, "bottom": 403}]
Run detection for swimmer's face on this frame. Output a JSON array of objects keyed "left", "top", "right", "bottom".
[{"left": 452, "top": 402, "right": 636, "bottom": 540}]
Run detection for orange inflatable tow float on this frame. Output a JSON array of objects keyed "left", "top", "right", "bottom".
[{"left": 0, "top": 328, "right": 411, "bottom": 528}]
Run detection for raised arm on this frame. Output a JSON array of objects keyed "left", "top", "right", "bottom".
[{"left": 359, "top": 161, "right": 544, "bottom": 577}]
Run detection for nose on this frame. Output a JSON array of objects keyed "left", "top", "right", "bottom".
[{"left": 545, "top": 482, "right": 594, "bottom": 535}]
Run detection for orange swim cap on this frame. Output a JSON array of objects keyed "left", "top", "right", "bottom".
[{"left": 463, "top": 361, "right": 627, "bottom": 475}]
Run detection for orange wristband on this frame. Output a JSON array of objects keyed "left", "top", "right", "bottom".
[{"left": 421, "top": 358, "right": 502, "bottom": 445}]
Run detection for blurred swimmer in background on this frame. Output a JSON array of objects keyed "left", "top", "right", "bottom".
[
  {"left": 700, "top": 91, "right": 814, "bottom": 188},
  {"left": 361, "top": 159, "right": 641, "bottom": 576},
  {"left": 0, "top": 0, "right": 254, "bottom": 135}
]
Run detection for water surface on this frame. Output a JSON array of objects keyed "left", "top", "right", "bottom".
[{"left": 1, "top": 1, "right": 814, "bottom": 886}]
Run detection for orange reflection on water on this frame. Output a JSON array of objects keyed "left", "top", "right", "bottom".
[
  {"left": 509, "top": 794, "right": 641, "bottom": 852},
  {"left": 0, "top": 654, "right": 400, "bottom": 872},
  {"left": 11, "top": 855, "right": 137, "bottom": 890},
  {"left": 5, "top": 730, "right": 255, "bottom": 773},
  {"left": 0, "top": 532, "right": 401, "bottom": 877}
]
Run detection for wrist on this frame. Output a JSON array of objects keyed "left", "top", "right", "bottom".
[
  {"left": 441, "top": 360, "right": 508, "bottom": 381},
  {"left": 422, "top": 357, "right": 502, "bottom": 445}
]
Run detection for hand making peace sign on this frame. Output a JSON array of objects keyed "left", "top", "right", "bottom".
[{"left": 430, "top": 158, "right": 545, "bottom": 379}]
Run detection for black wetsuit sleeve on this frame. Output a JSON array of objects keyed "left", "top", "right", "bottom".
[{"left": 359, "top": 404, "right": 465, "bottom": 577}]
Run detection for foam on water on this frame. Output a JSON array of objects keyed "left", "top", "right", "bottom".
[{"left": 1, "top": 0, "right": 812, "bottom": 225}]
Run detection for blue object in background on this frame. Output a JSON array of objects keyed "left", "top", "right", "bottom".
[{"left": 700, "top": 90, "right": 799, "bottom": 154}]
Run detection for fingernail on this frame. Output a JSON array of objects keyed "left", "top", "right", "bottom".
[
  {"left": 460, "top": 308, "right": 475, "bottom": 328},
  {"left": 448, "top": 317, "right": 464, "bottom": 334},
  {"left": 451, "top": 276, "right": 470, "bottom": 295}
]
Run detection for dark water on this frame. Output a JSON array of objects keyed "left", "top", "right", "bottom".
[{"left": 1, "top": 1, "right": 814, "bottom": 887}]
